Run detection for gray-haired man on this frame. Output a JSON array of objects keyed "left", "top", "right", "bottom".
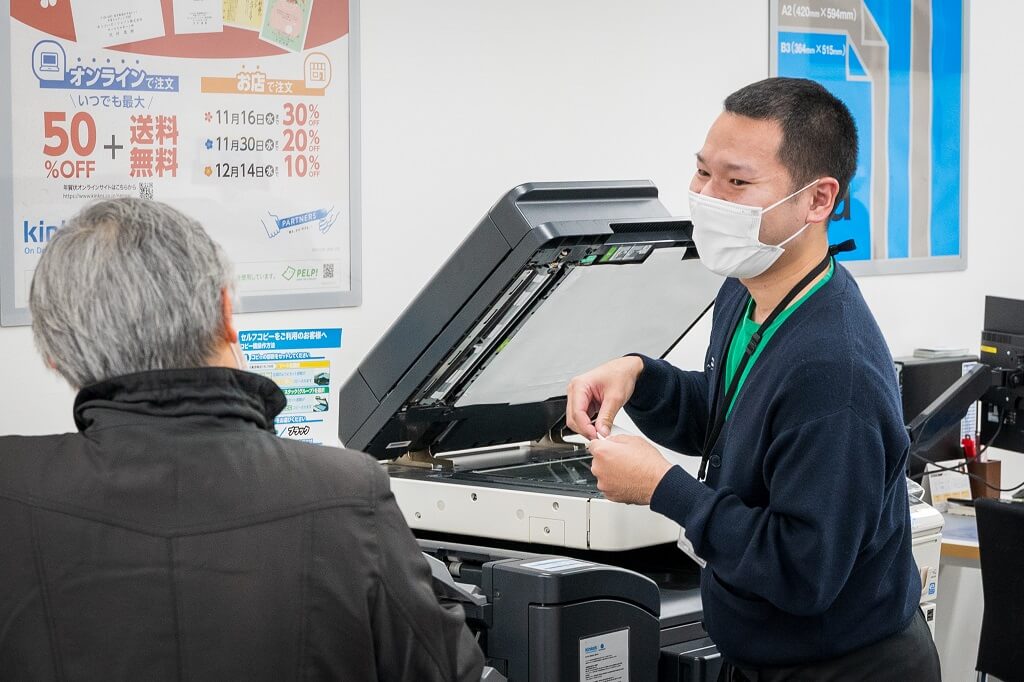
[{"left": 0, "top": 198, "right": 484, "bottom": 680}]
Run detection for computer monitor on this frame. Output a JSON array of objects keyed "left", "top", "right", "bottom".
[
  {"left": 978, "top": 296, "right": 1024, "bottom": 453},
  {"left": 906, "top": 363, "right": 991, "bottom": 459},
  {"left": 898, "top": 355, "right": 978, "bottom": 477}
]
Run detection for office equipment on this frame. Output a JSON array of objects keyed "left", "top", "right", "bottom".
[
  {"left": 896, "top": 354, "right": 978, "bottom": 476},
  {"left": 340, "top": 181, "right": 722, "bottom": 552},
  {"left": 422, "top": 541, "right": 662, "bottom": 682},
  {"left": 339, "top": 181, "right": 946, "bottom": 678},
  {"left": 978, "top": 296, "right": 1024, "bottom": 453},
  {"left": 974, "top": 499, "right": 1024, "bottom": 681},
  {"left": 909, "top": 484, "right": 944, "bottom": 620},
  {"left": 906, "top": 362, "right": 990, "bottom": 509},
  {"left": 902, "top": 315, "right": 1024, "bottom": 501},
  {"left": 906, "top": 363, "right": 992, "bottom": 457},
  {"left": 906, "top": 362, "right": 1011, "bottom": 507},
  {"left": 340, "top": 181, "right": 723, "bottom": 680}
]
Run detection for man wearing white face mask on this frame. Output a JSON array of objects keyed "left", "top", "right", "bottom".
[{"left": 566, "top": 78, "right": 940, "bottom": 680}]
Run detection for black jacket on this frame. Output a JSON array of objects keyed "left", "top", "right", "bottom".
[{"left": 0, "top": 368, "right": 484, "bottom": 681}]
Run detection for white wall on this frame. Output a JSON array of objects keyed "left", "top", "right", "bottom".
[{"left": 1, "top": 0, "right": 1020, "bottom": 474}]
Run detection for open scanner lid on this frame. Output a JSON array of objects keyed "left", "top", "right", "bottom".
[{"left": 338, "top": 181, "right": 723, "bottom": 458}]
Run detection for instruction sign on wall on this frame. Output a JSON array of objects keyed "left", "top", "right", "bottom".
[{"left": 240, "top": 326, "right": 343, "bottom": 447}]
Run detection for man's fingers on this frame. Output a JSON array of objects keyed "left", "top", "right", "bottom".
[
  {"left": 569, "top": 408, "right": 598, "bottom": 439},
  {"left": 594, "top": 392, "right": 626, "bottom": 437},
  {"left": 566, "top": 381, "right": 599, "bottom": 439}
]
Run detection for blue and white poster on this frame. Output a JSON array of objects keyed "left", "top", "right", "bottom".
[
  {"left": 240, "top": 327, "right": 344, "bottom": 447},
  {"left": 770, "top": 1, "right": 967, "bottom": 274}
]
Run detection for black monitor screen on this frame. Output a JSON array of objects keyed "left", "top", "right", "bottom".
[{"left": 979, "top": 296, "right": 1024, "bottom": 454}]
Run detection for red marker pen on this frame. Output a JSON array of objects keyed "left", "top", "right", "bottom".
[{"left": 961, "top": 435, "right": 977, "bottom": 461}]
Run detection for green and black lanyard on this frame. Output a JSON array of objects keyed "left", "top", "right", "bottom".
[{"left": 697, "top": 240, "right": 856, "bottom": 482}]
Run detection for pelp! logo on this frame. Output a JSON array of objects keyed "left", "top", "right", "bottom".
[
  {"left": 23, "top": 219, "right": 63, "bottom": 243},
  {"left": 281, "top": 265, "right": 319, "bottom": 281}
]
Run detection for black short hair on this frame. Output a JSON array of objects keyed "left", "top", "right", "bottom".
[{"left": 724, "top": 77, "right": 857, "bottom": 208}]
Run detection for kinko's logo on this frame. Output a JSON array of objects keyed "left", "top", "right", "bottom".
[{"left": 22, "top": 219, "right": 64, "bottom": 243}]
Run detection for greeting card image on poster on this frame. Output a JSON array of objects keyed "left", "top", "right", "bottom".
[
  {"left": 70, "top": 0, "right": 166, "bottom": 47},
  {"left": 223, "top": 0, "right": 265, "bottom": 31},
  {"left": 173, "top": 0, "right": 223, "bottom": 35},
  {"left": 259, "top": 0, "right": 313, "bottom": 52}
]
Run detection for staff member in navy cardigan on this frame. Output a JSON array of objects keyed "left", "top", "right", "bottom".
[{"left": 566, "top": 78, "right": 941, "bottom": 681}]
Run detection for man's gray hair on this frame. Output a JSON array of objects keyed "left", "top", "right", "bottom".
[{"left": 29, "top": 198, "right": 233, "bottom": 389}]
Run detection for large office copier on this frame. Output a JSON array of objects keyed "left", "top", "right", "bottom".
[
  {"left": 340, "top": 180, "right": 724, "bottom": 681},
  {"left": 338, "top": 181, "right": 943, "bottom": 681}
]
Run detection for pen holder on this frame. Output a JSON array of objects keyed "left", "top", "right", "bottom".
[{"left": 967, "top": 459, "right": 1001, "bottom": 500}]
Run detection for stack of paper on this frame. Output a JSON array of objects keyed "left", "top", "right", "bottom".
[{"left": 913, "top": 347, "right": 972, "bottom": 359}]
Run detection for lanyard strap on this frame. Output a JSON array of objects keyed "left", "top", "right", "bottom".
[{"left": 697, "top": 240, "right": 855, "bottom": 482}]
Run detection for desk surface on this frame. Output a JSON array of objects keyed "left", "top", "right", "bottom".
[{"left": 940, "top": 512, "right": 979, "bottom": 563}]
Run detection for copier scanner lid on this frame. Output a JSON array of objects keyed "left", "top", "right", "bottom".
[{"left": 338, "top": 181, "right": 723, "bottom": 458}]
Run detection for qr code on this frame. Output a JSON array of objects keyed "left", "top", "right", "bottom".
[
  {"left": 323, "top": 263, "right": 334, "bottom": 279},
  {"left": 139, "top": 183, "right": 154, "bottom": 200}
]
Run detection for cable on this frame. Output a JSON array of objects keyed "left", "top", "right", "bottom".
[
  {"left": 908, "top": 409, "right": 1024, "bottom": 492},
  {"left": 910, "top": 453, "right": 1024, "bottom": 492}
]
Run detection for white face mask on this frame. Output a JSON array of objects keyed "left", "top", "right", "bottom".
[{"left": 688, "top": 179, "right": 819, "bottom": 279}]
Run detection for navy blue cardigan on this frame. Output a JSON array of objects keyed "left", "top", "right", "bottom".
[{"left": 627, "top": 263, "right": 920, "bottom": 667}]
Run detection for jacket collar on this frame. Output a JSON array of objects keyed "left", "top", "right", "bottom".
[{"left": 73, "top": 367, "right": 287, "bottom": 433}]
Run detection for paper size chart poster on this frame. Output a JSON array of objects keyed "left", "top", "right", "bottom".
[
  {"left": 1, "top": 0, "right": 360, "bottom": 326},
  {"left": 240, "top": 327, "right": 343, "bottom": 447},
  {"left": 770, "top": 0, "right": 966, "bottom": 275}
]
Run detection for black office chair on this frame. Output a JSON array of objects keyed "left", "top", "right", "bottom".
[{"left": 975, "top": 498, "right": 1024, "bottom": 682}]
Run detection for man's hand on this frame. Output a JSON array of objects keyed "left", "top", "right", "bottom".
[
  {"left": 566, "top": 356, "right": 645, "bottom": 440},
  {"left": 588, "top": 435, "right": 673, "bottom": 505}
]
